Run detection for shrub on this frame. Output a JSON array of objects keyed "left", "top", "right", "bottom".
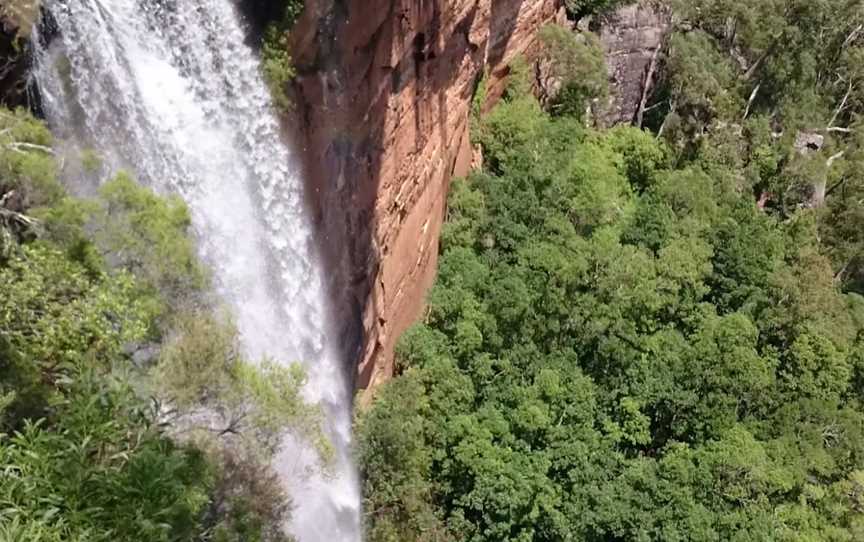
[
  {"left": 537, "top": 24, "right": 609, "bottom": 119},
  {"left": 261, "top": 1, "right": 304, "bottom": 112}
]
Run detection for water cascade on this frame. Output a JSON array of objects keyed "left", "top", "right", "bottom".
[{"left": 32, "top": 1, "right": 361, "bottom": 540}]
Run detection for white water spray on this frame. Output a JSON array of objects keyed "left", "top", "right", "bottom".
[{"left": 33, "top": 1, "right": 361, "bottom": 540}]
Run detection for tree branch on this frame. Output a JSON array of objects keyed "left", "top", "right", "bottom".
[
  {"left": 828, "top": 80, "right": 854, "bottom": 129},
  {"left": 827, "top": 150, "right": 846, "bottom": 168},
  {"left": 636, "top": 46, "right": 661, "bottom": 128},
  {"left": 0, "top": 208, "right": 38, "bottom": 228},
  {"left": 743, "top": 46, "right": 774, "bottom": 80},
  {"left": 642, "top": 101, "right": 666, "bottom": 114},
  {"left": 656, "top": 100, "right": 675, "bottom": 139},
  {"left": 743, "top": 82, "right": 761, "bottom": 120},
  {"left": 843, "top": 23, "right": 864, "bottom": 49},
  {"left": 825, "top": 177, "right": 848, "bottom": 198},
  {"left": 4, "top": 142, "right": 55, "bottom": 155}
]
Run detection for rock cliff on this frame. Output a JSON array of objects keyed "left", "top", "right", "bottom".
[
  {"left": 597, "top": 1, "right": 669, "bottom": 125},
  {"left": 291, "top": 0, "right": 560, "bottom": 397},
  {"left": 1, "top": 2, "right": 39, "bottom": 108}
]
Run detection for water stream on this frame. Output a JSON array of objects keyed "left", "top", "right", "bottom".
[{"left": 32, "top": 1, "right": 361, "bottom": 540}]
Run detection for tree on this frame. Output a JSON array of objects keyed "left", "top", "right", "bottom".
[
  {"left": 358, "top": 76, "right": 864, "bottom": 540},
  {"left": 0, "top": 107, "right": 324, "bottom": 541},
  {"left": 537, "top": 24, "right": 609, "bottom": 120}
]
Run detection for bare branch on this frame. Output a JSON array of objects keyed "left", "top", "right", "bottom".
[
  {"left": 828, "top": 80, "right": 854, "bottom": 129},
  {"left": 843, "top": 23, "right": 864, "bottom": 49},
  {"left": 642, "top": 101, "right": 666, "bottom": 114},
  {"left": 656, "top": 102, "right": 674, "bottom": 139},
  {"left": 743, "top": 83, "right": 761, "bottom": 121},
  {"left": 825, "top": 177, "right": 848, "bottom": 198},
  {"left": 636, "top": 46, "right": 661, "bottom": 128},
  {"left": 4, "top": 142, "right": 55, "bottom": 155},
  {"left": 744, "top": 46, "right": 774, "bottom": 80},
  {"left": 827, "top": 150, "right": 846, "bottom": 168},
  {"left": 835, "top": 258, "right": 853, "bottom": 283},
  {"left": 0, "top": 208, "right": 38, "bottom": 228},
  {"left": 0, "top": 190, "right": 14, "bottom": 207}
]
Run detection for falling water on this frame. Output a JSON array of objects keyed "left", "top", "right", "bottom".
[{"left": 32, "top": 0, "right": 361, "bottom": 540}]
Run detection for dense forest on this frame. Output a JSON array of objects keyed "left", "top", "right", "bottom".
[
  {"left": 8, "top": 0, "right": 864, "bottom": 540},
  {"left": 0, "top": 109, "right": 326, "bottom": 540},
  {"left": 358, "top": 1, "right": 864, "bottom": 540}
]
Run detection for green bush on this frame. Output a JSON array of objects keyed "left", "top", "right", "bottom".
[
  {"left": 537, "top": 24, "right": 609, "bottom": 119},
  {"left": 0, "top": 108, "right": 323, "bottom": 541},
  {"left": 261, "top": 1, "right": 304, "bottom": 112},
  {"left": 359, "top": 88, "right": 864, "bottom": 541}
]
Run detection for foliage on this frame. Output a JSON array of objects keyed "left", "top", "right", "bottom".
[
  {"left": 80, "top": 148, "right": 102, "bottom": 174},
  {"left": 155, "top": 310, "right": 330, "bottom": 460},
  {"left": 91, "top": 173, "right": 206, "bottom": 315},
  {"left": 0, "top": 245, "right": 151, "bottom": 427},
  {"left": 0, "top": 108, "right": 321, "bottom": 541},
  {"left": 563, "top": 0, "right": 627, "bottom": 18},
  {"left": 262, "top": 27, "right": 295, "bottom": 112},
  {"left": 647, "top": 0, "right": 864, "bottom": 291},
  {"left": 537, "top": 24, "right": 609, "bottom": 119},
  {"left": 0, "top": 374, "right": 211, "bottom": 542},
  {"left": 261, "top": 1, "right": 304, "bottom": 112},
  {"left": 359, "top": 86, "right": 864, "bottom": 540},
  {"left": 33, "top": 171, "right": 206, "bottom": 329},
  {"left": 0, "top": 109, "right": 62, "bottom": 210}
]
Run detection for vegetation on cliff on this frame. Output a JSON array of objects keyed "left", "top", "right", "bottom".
[
  {"left": 653, "top": 0, "right": 864, "bottom": 293},
  {"left": 0, "top": 108, "right": 322, "bottom": 541},
  {"left": 358, "top": 2, "right": 864, "bottom": 540},
  {"left": 537, "top": 24, "right": 608, "bottom": 119},
  {"left": 260, "top": 0, "right": 304, "bottom": 112},
  {"left": 564, "top": 0, "right": 626, "bottom": 18}
]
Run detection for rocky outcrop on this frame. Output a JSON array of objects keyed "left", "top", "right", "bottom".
[
  {"left": 597, "top": 1, "right": 669, "bottom": 125},
  {"left": 1, "top": 2, "right": 39, "bottom": 108},
  {"left": 291, "top": 0, "right": 560, "bottom": 398}
]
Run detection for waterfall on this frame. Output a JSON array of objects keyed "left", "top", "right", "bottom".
[{"left": 32, "top": 1, "right": 361, "bottom": 540}]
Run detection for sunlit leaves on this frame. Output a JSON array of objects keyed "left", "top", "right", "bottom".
[{"left": 359, "top": 89, "right": 864, "bottom": 540}]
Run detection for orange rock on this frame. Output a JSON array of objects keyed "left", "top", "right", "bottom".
[{"left": 292, "top": 0, "right": 559, "bottom": 400}]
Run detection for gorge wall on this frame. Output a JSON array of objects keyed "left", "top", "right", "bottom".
[
  {"left": 291, "top": 0, "right": 562, "bottom": 398},
  {"left": 2, "top": 0, "right": 660, "bottom": 400},
  {"left": 0, "top": 2, "right": 39, "bottom": 108}
]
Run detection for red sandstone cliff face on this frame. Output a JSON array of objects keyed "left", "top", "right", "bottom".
[{"left": 292, "top": 0, "right": 560, "bottom": 398}]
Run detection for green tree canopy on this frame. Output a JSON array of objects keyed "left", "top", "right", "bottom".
[{"left": 359, "top": 69, "right": 864, "bottom": 541}]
